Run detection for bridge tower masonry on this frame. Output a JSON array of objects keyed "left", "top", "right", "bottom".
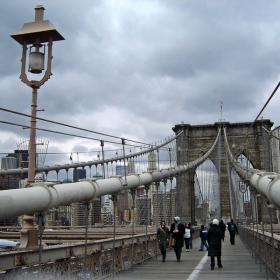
[{"left": 172, "top": 119, "right": 274, "bottom": 225}]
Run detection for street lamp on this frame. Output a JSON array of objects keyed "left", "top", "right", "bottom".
[{"left": 11, "top": 5, "right": 64, "bottom": 248}]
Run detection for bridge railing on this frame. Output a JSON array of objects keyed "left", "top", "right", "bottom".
[
  {"left": 0, "top": 232, "right": 157, "bottom": 279},
  {"left": 239, "top": 224, "right": 280, "bottom": 279}
]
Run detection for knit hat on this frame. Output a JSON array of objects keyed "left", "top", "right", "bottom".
[
  {"left": 213, "top": 219, "right": 219, "bottom": 225},
  {"left": 174, "top": 216, "right": 180, "bottom": 222}
]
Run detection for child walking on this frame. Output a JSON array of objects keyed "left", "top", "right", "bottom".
[
  {"left": 199, "top": 225, "right": 209, "bottom": 251},
  {"left": 184, "top": 223, "right": 191, "bottom": 252}
]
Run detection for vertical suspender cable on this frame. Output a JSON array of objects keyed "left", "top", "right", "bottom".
[
  {"left": 163, "top": 179, "right": 167, "bottom": 223},
  {"left": 169, "top": 148, "right": 172, "bottom": 224},
  {"left": 155, "top": 182, "right": 159, "bottom": 259},
  {"left": 260, "top": 203, "right": 269, "bottom": 280},
  {"left": 130, "top": 189, "right": 136, "bottom": 271},
  {"left": 77, "top": 203, "right": 90, "bottom": 279},
  {"left": 38, "top": 213, "right": 44, "bottom": 278},
  {"left": 84, "top": 203, "right": 89, "bottom": 276},
  {"left": 170, "top": 177, "right": 173, "bottom": 224},
  {"left": 156, "top": 149, "right": 160, "bottom": 259},
  {"left": 255, "top": 195, "right": 261, "bottom": 271},
  {"left": 111, "top": 194, "right": 117, "bottom": 279},
  {"left": 268, "top": 205, "right": 277, "bottom": 280},
  {"left": 254, "top": 195, "right": 260, "bottom": 263},
  {"left": 121, "top": 139, "right": 127, "bottom": 186},
  {"left": 100, "top": 141, "right": 106, "bottom": 179},
  {"left": 145, "top": 185, "right": 149, "bottom": 264}
]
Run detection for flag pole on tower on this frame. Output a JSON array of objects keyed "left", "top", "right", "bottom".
[{"left": 220, "top": 101, "right": 223, "bottom": 119}]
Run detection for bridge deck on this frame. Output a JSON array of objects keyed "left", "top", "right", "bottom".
[{"left": 113, "top": 234, "right": 275, "bottom": 279}]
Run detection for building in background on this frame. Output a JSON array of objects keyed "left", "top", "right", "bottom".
[
  {"left": 116, "top": 160, "right": 135, "bottom": 177},
  {"left": 116, "top": 165, "right": 128, "bottom": 176},
  {"left": 152, "top": 189, "right": 176, "bottom": 226},
  {"left": 1, "top": 157, "right": 18, "bottom": 169},
  {"left": 0, "top": 174, "right": 21, "bottom": 226},
  {"left": 73, "top": 168, "right": 86, "bottom": 182},
  {"left": 136, "top": 197, "right": 151, "bottom": 225},
  {"left": 0, "top": 151, "right": 26, "bottom": 226}
]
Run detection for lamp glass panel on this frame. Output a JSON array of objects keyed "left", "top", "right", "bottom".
[{"left": 29, "top": 52, "right": 44, "bottom": 73}]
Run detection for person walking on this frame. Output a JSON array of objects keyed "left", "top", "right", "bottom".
[
  {"left": 228, "top": 218, "right": 238, "bottom": 245},
  {"left": 188, "top": 222, "right": 194, "bottom": 249},
  {"left": 199, "top": 225, "right": 209, "bottom": 251},
  {"left": 170, "top": 216, "right": 185, "bottom": 262},
  {"left": 157, "top": 220, "right": 170, "bottom": 262},
  {"left": 219, "top": 220, "right": 226, "bottom": 241},
  {"left": 184, "top": 223, "right": 191, "bottom": 252},
  {"left": 207, "top": 218, "right": 223, "bottom": 270}
]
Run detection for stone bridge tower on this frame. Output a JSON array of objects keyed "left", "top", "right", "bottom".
[{"left": 172, "top": 119, "right": 273, "bottom": 224}]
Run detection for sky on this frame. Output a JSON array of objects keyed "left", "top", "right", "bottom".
[{"left": 1, "top": 0, "right": 280, "bottom": 180}]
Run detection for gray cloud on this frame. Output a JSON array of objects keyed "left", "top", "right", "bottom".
[{"left": 1, "top": 0, "right": 280, "bottom": 164}]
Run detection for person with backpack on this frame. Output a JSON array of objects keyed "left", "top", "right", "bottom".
[
  {"left": 199, "top": 225, "right": 209, "bottom": 251},
  {"left": 228, "top": 219, "right": 238, "bottom": 245}
]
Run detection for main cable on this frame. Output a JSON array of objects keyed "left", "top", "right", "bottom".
[
  {"left": 244, "top": 81, "right": 280, "bottom": 137},
  {"left": 0, "top": 120, "right": 145, "bottom": 147},
  {"left": 0, "top": 107, "right": 151, "bottom": 146}
]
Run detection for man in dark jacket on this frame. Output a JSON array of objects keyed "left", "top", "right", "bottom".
[
  {"left": 207, "top": 218, "right": 223, "bottom": 270},
  {"left": 157, "top": 220, "right": 170, "bottom": 262},
  {"left": 170, "top": 216, "right": 185, "bottom": 262},
  {"left": 228, "top": 219, "right": 238, "bottom": 245}
]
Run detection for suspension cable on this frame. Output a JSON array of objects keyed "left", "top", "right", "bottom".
[
  {"left": 0, "top": 107, "right": 150, "bottom": 146},
  {"left": 244, "top": 81, "right": 280, "bottom": 137}
]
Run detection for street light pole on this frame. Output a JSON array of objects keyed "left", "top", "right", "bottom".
[
  {"left": 11, "top": 5, "right": 64, "bottom": 248},
  {"left": 28, "top": 85, "right": 38, "bottom": 185}
]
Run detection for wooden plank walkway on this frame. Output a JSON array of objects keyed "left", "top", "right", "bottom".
[{"left": 112, "top": 233, "right": 275, "bottom": 279}]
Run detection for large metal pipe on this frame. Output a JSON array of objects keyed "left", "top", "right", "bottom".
[
  {"left": 223, "top": 126, "right": 280, "bottom": 209},
  {"left": 0, "top": 129, "right": 220, "bottom": 220},
  {"left": 250, "top": 172, "right": 280, "bottom": 207}
]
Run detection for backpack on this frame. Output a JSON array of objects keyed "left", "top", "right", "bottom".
[{"left": 229, "top": 223, "right": 235, "bottom": 231}]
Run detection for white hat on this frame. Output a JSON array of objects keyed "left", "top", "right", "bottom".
[
  {"left": 174, "top": 216, "right": 180, "bottom": 222},
  {"left": 213, "top": 219, "right": 219, "bottom": 225}
]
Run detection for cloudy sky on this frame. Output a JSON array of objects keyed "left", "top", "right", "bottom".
[{"left": 1, "top": 0, "right": 280, "bottom": 178}]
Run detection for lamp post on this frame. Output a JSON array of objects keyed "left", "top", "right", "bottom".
[{"left": 11, "top": 5, "right": 64, "bottom": 248}]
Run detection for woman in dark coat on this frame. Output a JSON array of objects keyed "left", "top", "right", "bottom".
[
  {"left": 207, "top": 218, "right": 223, "bottom": 270},
  {"left": 157, "top": 220, "right": 170, "bottom": 262},
  {"left": 170, "top": 216, "right": 185, "bottom": 262}
]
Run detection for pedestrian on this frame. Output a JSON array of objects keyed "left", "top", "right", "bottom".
[
  {"left": 228, "top": 218, "right": 238, "bottom": 245},
  {"left": 199, "top": 225, "right": 209, "bottom": 251},
  {"left": 188, "top": 222, "right": 194, "bottom": 249},
  {"left": 219, "top": 220, "right": 226, "bottom": 241},
  {"left": 157, "top": 220, "right": 170, "bottom": 262},
  {"left": 170, "top": 216, "right": 185, "bottom": 262},
  {"left": 207, "top": 218, "right": 223, "bottom": 270},
  {"left": 184, "top": 223, "right": 191, "bottom": 252}
]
